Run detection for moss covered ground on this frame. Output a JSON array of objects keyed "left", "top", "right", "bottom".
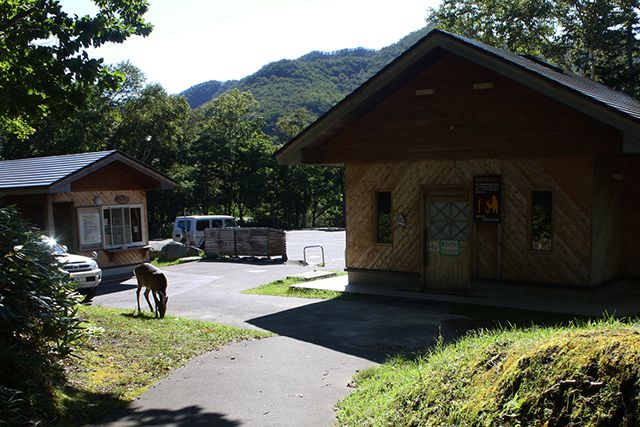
[{"left": 336, "top": 318, "right": 640, "bottom": 426}]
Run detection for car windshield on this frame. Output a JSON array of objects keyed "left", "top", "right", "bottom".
[{"left": 41, "top": 236, "right": 67, "bottom": 255}]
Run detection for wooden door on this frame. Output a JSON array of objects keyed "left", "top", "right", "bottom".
[
  {"left": 424, "top": 191, "right": 472, "bottom": 293},
  {"left": 53, "top": 202, "right": 76, "bottom": 252}
]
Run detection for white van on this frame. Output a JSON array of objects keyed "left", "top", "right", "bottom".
[{"left": 173, "top": 215, "right": 239, "bottom": 247}]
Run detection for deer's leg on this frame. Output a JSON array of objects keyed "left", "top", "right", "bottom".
[
  {"left": 144, "top": 288, "right": 154, "bottom": 313},
  {"left": 152, "top": 291, "right": 161, "bottom": 317},
  {"left": 136, "top": 286, "right": 143, "bottom": 314}
]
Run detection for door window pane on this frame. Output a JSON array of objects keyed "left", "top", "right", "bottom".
[
  {"left": 430, "top": 202, "right": 470, "bottom": 240},
  {"left": 131, "top": 208, "right": 142, "bottom": 242},
  {"left": 103, "top": 210, "right": 111, "bottom": 246}
]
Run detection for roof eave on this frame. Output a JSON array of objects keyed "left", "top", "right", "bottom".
[
  {"left": 0, "top": 186, "right": 50, "bottom": 196},
  {"left": 434, "top": 34, "right": 640, "bottom": 145},
  {"left": 49, "top": 151, "right": 177, "bottom": 193}
]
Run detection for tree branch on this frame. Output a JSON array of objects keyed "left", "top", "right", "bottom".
[{"left": 0, "top": 6, "right": 37, "bottom": 35}]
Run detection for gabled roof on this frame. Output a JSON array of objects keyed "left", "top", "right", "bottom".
[
  {"left": 276, "top": 28, "right": 640, "bottom": 164},
  {"left": 0, "top": 150, "right": 176, "bottom": 194},
  {"left": 446, "top": 32, "right": 640, "bottom": 121}
]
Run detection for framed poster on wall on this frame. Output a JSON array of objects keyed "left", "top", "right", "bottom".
[
  {"left": 77, "top": 207, "right": 102, "bottom": 249},
  {"left": 474, "top": 175, "right": 502, "bottom": 222}
]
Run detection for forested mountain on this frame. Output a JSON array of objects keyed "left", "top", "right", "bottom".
[{"left": 181, "top": 26, "right": 431, "bottom": 131}]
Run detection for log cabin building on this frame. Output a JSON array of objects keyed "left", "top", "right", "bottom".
[
  {"left": 0, "top": 150, "right": 176, "bottom": 277},
  {"left": 276, "top": 29, "right": 640, "bottom": 294}
]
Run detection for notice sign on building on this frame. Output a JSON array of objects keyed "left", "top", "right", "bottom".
[
  {"left": 474, "top": 175, "right": 502, "bottom": 222},
  {"left": 78, "top": 207, "right": 102, "bottom": 249}
]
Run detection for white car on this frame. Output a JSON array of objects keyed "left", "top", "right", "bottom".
[
  {"left": 43, "top": 237, "right": 102, "bottom": 297},
  {"left": 173, "top": 215, "right": 239, "bottom": 248}
]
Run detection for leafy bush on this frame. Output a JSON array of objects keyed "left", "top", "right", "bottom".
[{"left": 0, "top": 206, "right": 84, "bottom": 425}]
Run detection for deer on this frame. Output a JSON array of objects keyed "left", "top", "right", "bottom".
[{"left": 134, "top": 263, "right": 169, "bottom": 318}]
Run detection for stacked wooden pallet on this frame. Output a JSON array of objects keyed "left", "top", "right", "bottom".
[{"left": 204, "top": 228, "right": 287, "bottom": 260}]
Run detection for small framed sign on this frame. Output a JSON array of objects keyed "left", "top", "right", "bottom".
[
  {"left": 474, "top": 175, "right": 502, "bottom": 223},
  {"left": 77, "top": 207, "right": 102, "bottom": 249},
  {"left": 439, "top": 240, "right": 460, "bottom": 256}
]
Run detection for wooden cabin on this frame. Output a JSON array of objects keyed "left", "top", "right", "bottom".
[
  {"left": 0, "top": 150, "right": 176, "bottom": 277},
  {"left": 276, "top": 29, "right": 640, "bottom": 293}
]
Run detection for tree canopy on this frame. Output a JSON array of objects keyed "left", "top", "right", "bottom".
[
  {"left": 0, "top": 0, "right": 152, "bottom": 140},
  {"left": 429, "top": 0, "right": 640, "bottom": 97}
]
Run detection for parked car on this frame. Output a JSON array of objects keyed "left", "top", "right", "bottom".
[
  {"left": 172, "top": 215, "right": 239, "bottom": 247},
  {"left": 42, "top": 236, "right": 102, "bottom": 298}
]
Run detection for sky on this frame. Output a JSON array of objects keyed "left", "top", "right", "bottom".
[{"left": 59, "top": 0, "right": 439, "bottom": 94}]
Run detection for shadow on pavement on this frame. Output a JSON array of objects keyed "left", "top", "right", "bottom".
[
  {"left": 247, "top": 295, "right": 454, "bottom": 362},
  {"left": 96, "top": 281, "right": 137, "bottom": 297},
  {"left": 247, "top": 294, "right": 584, "bottom": 363},
  {"left": 96, "top": 405, "right": 239, "bottom": 426}
]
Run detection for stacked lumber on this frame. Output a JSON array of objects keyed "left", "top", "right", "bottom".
[{"left": 204, "top": 228, "right": 287, "bottom": 260}]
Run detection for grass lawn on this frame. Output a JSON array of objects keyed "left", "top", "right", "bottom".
[
  {"left": 241, "top": 274, "right": 351, "bottom": 300},
  {"left": 336, "top": 318, "right": 640, "bottom": 426},
  {"left": 150, "top": 256, "right": 202, "bottom": 267},
  {"left": 55, "top": 305, "right": 270, "bottom": 426}
]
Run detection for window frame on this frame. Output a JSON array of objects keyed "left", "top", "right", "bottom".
[
  {"left": 374, "top": 190, "right": 393, "bottom": 245},
  {"left": 101, "top": 204, "right": 145, "bottom": 249},
  {"left": 528, "top": 190, "right": 554, "bottom": 253}
]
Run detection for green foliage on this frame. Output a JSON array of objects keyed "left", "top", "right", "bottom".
[
  {"left": 430, "top": 0, "right": 640, "bottom": 97},
  {"left": 190, "top": 89, "right": 276, "bottom": 221},
  {"left": 0, "top": 0, "right": 152, "bottom": 142},
  {"left": 111, "top": 84, "right": 192, "bottom": 171},
  {"left": 336, "top": 319, "right": 640, "bottom": 426},
  {"left": 0, "top": 206, "right": 84, "bottom": 425}
]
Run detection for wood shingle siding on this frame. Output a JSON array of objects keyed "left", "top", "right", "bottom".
[{"left": 346, "top": 157, "right": 594, "bottom": 286}]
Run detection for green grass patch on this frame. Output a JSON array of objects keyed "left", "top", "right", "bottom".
[
  {"left": 242, "top": 275, "right": 351, "bottom": 299},
  {"left": 150, "top": 256, "right": 202, "bottom": 267},
  {"left": 336, "top": 318, "right": 640, "bottom": 426},
  {"left": 55, "top": 305, "right": 269, "bottom": 426}
]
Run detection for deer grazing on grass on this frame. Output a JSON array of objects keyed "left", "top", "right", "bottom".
[{"left": 135, "top": 263, "right": 169, "bottom": 318}]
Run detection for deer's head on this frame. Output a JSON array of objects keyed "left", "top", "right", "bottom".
[{"left": 158, "top": 293, "right": 169, "bottom": 318}]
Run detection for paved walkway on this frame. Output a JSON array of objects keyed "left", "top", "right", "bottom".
[
  {"left": 93, "top": 230, "right": 639, "bottom": 426},
  {"left": 97, "top": 337, "right": 373, "bottom": 427},
  {"left": 94, "top": 264, "right": 463, "bottom": 426}
]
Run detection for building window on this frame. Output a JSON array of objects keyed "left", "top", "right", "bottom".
[
  {"left": 103, "top": 205, "right": 144, "bottom": 248},
  {"left": 531, "top": 191, "right": 553, "bottom": 251},
  {"left": 375, "top": 191, "right": 392, "bottom": 244}
]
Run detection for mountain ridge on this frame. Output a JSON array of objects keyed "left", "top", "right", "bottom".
[{"left": 180, "top": 26, "right": 431, "bottom": 133}]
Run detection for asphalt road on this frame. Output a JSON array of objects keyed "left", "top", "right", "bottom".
[{"left": 93, "top": 230, "right": 469, "bottom": 427}]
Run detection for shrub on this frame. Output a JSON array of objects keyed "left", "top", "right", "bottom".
[{"left": 0, "top": 206, "right": 84, "bottom": 425}]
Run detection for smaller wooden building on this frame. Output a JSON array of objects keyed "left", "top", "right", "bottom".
[
  {"left": 0, "top": 150, "right": 176, "bottom": 276},
  {"left": 276, "top": 29, "right": 640, "bottom": 294}
]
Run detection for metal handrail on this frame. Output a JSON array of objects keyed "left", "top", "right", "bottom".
[{"left": 303, "top": 245, "right": 325, "bottom": 266}]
